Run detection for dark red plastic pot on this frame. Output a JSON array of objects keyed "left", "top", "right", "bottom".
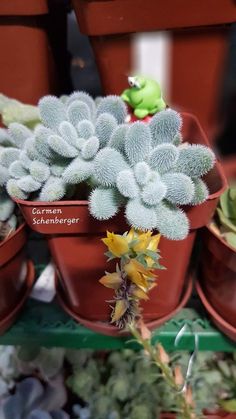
[
  {"left": 14, "top": 113, "right": 227, "bottom": 333},
  {"left": 0, "top": 223, "right": 35, "bottom": 333},
  {"left": 198, "top": 157, "right": 236, "bottom": 336}
]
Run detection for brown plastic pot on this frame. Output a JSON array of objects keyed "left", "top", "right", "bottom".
[
  {"left": 14, "top": 113, "right": 227, "bottom": 332},
  {"left": 0, "top": 223, "right": 35, "bottom": 333},
  {"left": 198, "top": 157, "right": 236, "bottom": 333}
]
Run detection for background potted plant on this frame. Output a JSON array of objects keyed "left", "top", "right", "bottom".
[
  {"left": 2, "top": 90, "right": 226, "bottom": 334},
  {"left": 197, "top": 156, "right": 236, "bottom": 342}
]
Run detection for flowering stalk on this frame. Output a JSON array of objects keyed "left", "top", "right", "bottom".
[{"left": 129, "top": 322, "right": 198, "bottom": 419}]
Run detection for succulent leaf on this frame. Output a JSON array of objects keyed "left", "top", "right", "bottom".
[
  {"left": 108, "top": 124, "right": 128, "bottom": 152},
  {"left": 39, "top": 96, "right": 67, "bottom": 130},
  {"left": 39, "top": 177, "right": 66, "bottom": 202},
  {"left": 67, "top": 100, "right": 91, "bottom": 126},
  {"left": 63, "top": 157, "right": 93, "bottom": 183},
  {"left": 162, "top": 173, "right": 194, "bottom": 205},
  {"left": 89, "top": 187, "right": 121, "bottom": 220},
  {"left": 0, "top": 191, "right": 15, "bottom": 221},
  {"left": 94, "top": 148, "right": 128, "bottom": 186},
  {"left": 77, "top": 120, "right": 95, "bottom": 140},
  {"left": 149, "top": 144, "right": 179, "bottom": 173},
  {"left": 59, "top": 121, "right": 79, "bottom": 148},
  {"left": 149, "top": 109, "right": 182, "bottom": 145},
  {"left": 125, "top": 122, "right": 151, "bottom": 165},
  {"left": 48, "top": 135, "right": 78, "bottom": 158},
  {"left": 0, "top": 148, "right": 20, "bottom": 168},
  {"left": 9, "top": 161, "right": 28, "bottom": 179},
  {"left": 191, "top": 178, "right": 209, "bottom": 205},
  {"left": 95, "top": 113, "right": 117, "bottom": 148},
  {"left": 0, "top": 166, "right": 10, "bottom": 185},
  {"left": 96, "top": 95, "right": 127, "bottom": 124},
  {"left": 141, "top": 180, "right": 167, "bottom": 205},
  {"left": 155, "top": 202, "right": 189, "bottom": 240},
  {"left": 176, "top": 144, "right": 215, "bottom": 177},
  {"left": 134, "top": 162, "right": 152, "bottom": 186},
  {"left": 81, "top": 136, "right": 99, "bottom": 160},
  {"left": 6, "top": 179, "right": 28, "bottom": 200},
  {"left": 116, "top": 170, "right": 139, "bottom": 198},
  {"left": 8, "top": 123, "right": 31, "bottom": 148},
  {"left": 66, "top": 91, "right": 96, "bottom": 117},
  {"left": 30, "top": 161, "right": 50, "bottom": 182},
  {"left": 125, "top": 198, "right": 157, "bottom": 230},
  {"left": 17, "top": 175, "right": 41, "bottom": 193}
]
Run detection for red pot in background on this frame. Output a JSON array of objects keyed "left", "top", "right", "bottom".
[
  {"left": 198, "top": 157, "right": 236, "bottom": 340},
  {"left": 0, "top": 223, "right": 34, "bottom": 334},
  {"left": 14, "top": 113, "right": 226, "bottom": 334}
]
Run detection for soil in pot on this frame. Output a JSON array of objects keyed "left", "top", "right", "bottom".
[{"left": 14, "top": 113, "right": 227, "bottom": 331}]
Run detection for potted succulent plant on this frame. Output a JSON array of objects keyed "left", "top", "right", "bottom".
[
  {"left": 0, "top": 128, "right": 34, "bottom": 334},
  {"left": 2, "top": 90, "right": 226, "bottom": 334},
  {"left": 197, "top": 157, "right": 236, "bottom": 342}
]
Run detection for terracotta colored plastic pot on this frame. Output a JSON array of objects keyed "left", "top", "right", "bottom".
[
  {"left": 14, "top": 113, "right": 226, "bottom": 331},
  {"left": 198, "top": 157, "right": 236, "bottom": 333},
  {"left": 0, "top": 223, "right": 35, "bottom": 333}
]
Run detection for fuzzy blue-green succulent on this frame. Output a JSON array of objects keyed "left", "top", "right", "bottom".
[
  {"left": 0, "top": 377, "right": 69, "bottom": 419},
  {"left": 5, "top": 92, "right": 128, "bottom": 202},
  {"left": 4, "top": 94, "right": 215, "bottom": 240}
]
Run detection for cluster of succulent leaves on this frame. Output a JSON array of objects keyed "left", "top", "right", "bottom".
[
  {"left": 2, "top": 92, "right": 215, "bottom": 240},
  {"left": 0, "top": 93, "right": 40, "bottom": 128},
  {"left": 100, "top": 229, "right": 163, "bottom": 328},
  {"left": 0, "top": 128, "right": 20, "bottom": 241},
  {"left": 216, "top": 183, "right": 236, "bottom": 250}
]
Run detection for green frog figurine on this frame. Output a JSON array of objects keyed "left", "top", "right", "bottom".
[{"left": 121, "top": 76, "right": 166, "bottom": 119}]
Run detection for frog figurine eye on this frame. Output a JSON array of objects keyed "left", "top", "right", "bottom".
[{"left": 128, "top": 76, "right": 140, "bottom": 89}]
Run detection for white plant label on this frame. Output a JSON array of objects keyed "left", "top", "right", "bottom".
[
  {"left": 30, "top": 262, "right": 56, "bottom": 303},
  {"left": 31, "top": 207, "right": 80, "bottom": 226}
]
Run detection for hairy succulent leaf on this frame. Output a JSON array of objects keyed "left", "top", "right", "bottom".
[
  {"left": 59, "top": 121, "right": 79, "bottom": 148},
  {"left": 125, "top": 122, "right": 151, "bottom": 165},
  {"left": 191, "top": 178, "right": 209, "bottom": 205},
  {"left": 125, "top": 198, "right": 157, "bottom": 230},
  {"left": 9, "top": 161, "right": 28, "bottom": 179},
  {"left": 95, "top": 113, "right": 117, "bottom": 148},
  {"left": 94, "top": 148, "right": 128, "bottom": 186},
  {"left": 24, "top": 138, "right": 49, "bottom": 164},
  {"left": 7, "top": 179, "right": 28, "bottom": 200},
  {"left": 66, "top": 91, "right": 96, "bottom": 117},
  {"left": 39, "top": 96, "right": 67, "bottom": 130},
  {"left": 89, "top": 187, "right": 122, "bottom": 220},
  {"left": 134, "top": 162, "right": 152, "bottom": 186},
  {"left": 63, "top": 157, "right": 93, "bottom": 183},
  {"left": 149, "top": 144, "right": 179, "bottom": 173},
  {"left": 0, "top": 166, "right": 10, "bottom": 185},
  {"left": 17, "top": 175, "right": 41, "bottom": 193},
  {"left": 8, "top": 123, "right": 31, "bottom": 148},
  {"left": 108, "top": 124, "right": 128, "bottom": 152},
  {"left": 39, "top": 177, "right": 66, "bottom": 202},
  {"left": 162, "top": 173, "right": 194, "bottom": 205},
  {"left": 176, "top": 144, "right": 215, "bottom": 177},
  {"left": 48, "top": 135, "right": 78, "bottom": 158},
  {"left": 67, "top": 100, "right": 91, "bottom": 126},
  {"left": 141, "top": 180, "right": 167, "bottom": 205},
  {"left": 116, "top": 170, "right": 139, "bottom": 198},
  {"left": 96, "top": 95, "right": 127, "bottom": 124},
  {"left": 81, "top": 136, "right": 99, "bottom": 160},
  {"left": 19, "top": 150, "right": 33, "bottom": 169},
  {"left": 77, "top": 120, "right": 95, "bottom": 140},
  {"left": 0, "top": 148, "right": 20, "bottom": 167},
  {"left": 155, "top": 202, "right": 189, "bottom": 240},
  {"left": 149, "top": 109, "right": 182, "bottom": 145},
  {"left": 30, "top": 161, "right": 50, "bottom": 182}
]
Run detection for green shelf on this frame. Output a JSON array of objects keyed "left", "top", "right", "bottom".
[{"left": 0, "top": 299, "right": 235, "bottom": 351}]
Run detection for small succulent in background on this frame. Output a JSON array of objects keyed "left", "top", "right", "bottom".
[
  {"left": 215, "top": 184, "right": 236, "bottom": 249},
  {"left": 16, "top": 346, "right": 65, "bottom": 381},
  {"left": 0, "top": 376, "right": 69, "bottom": 419},
  {"left": 0, "top": 93, "right": 40, "bottom": 129}
]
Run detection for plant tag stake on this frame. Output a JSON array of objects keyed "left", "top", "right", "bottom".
[{"left": 30, "top": 262, "right": 56, "bottom": 303}]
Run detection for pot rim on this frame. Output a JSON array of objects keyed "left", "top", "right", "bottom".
[
  {"left": 0, "top": 222, "right": 26, "bottom": 250},
  {"left": 206, "top": 223, "right": 236, "bottom": 254}
]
